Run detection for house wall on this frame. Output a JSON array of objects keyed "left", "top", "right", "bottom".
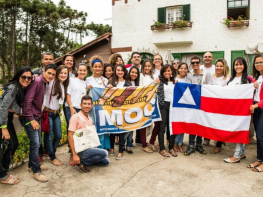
[{"left": 112, "top": 0, "right": 263, "bottom": 65}]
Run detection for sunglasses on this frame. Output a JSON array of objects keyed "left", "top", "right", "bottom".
[
  {"left": 191, "top": 61, "right": 200, "bottom": 65},
  {"left": 20, "top": 75, "right": 33, "bottom": 80}
]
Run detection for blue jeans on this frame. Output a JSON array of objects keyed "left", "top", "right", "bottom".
[
  {"left": 234, "top": 143, "right": 244, "bottom": 158},
  {"left": 78, "top": 148, "right": 109, "bottom": 166},
  {"left": 22, "top": 117, "right": 41, "bottom": 173},
  {"left": 174, "top": 134, "right": 184, "bottom": 146},
  {"left": 253, "top": 107, "right": 263, "bottom": 161},
  {"left": 47, "top": 112, "right": 62, "bottom": 160},
  {"left": 189, "top": 135, "right": 202, "bottom": 147},
  {"left": 124, "top": 131, "right": 133, "bottom": 149}
]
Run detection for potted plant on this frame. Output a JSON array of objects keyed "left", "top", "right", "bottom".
[
  {"left": 222, "top": 15, "right": 249, "bottom": 28},
  {"left": 151, "top": 20, "right": 166, "bottom": 30},
  {"left": 172, "top": 20, "right": 192, "bottom": 29}
]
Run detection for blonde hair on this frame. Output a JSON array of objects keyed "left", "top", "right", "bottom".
[{"left": 213, "top": 58, "right": 230, "bottom": 80}]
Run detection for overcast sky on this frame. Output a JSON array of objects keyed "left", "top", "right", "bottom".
[{"left": 52, "top": 0, "right": 112, "bottom": 43}]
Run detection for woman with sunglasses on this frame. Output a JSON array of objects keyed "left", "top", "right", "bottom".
[
  {"left": 224, "top": 57, "right": 253, "bottom": 163},
  {"left": 0, "top": 67, "right": 33, "bottom": 185},
  {"left": 172, "top": 58, "right": 181, "bottom": 74},
  {"left": 248, "top": 55, "right": 263, "bottom": 172}
]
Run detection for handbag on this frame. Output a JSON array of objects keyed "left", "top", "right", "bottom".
[
  {"left": 41, "top": 81, "right": 54, "bottom": 133},
  {"left": 73, "top": 114, "right": 101, "bottom": 153}
]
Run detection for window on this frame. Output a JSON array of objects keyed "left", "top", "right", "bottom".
[
  {"left": 227, "top": 0, "right": 249, "bottom": 20},
  {"left": 157, "top": 4, "right": 191, "bottom": 24},
  {"left": 228, "top": 0, "right": 249, "bottom": 8},
  {"left": 167, "top": 6, "right": 182, "bottom": 24}
]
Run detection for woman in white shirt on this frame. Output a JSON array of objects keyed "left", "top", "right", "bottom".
[
  {"left": 212, "top": 58, "right": 230, "bottom": 86},
  {"left": 224, "top": 57, "right": 253, "bottom": 163},
  {"left": 139, "top": 60, "right": 160, "bottom": 153},
  {"left": 107, "top": 64, "right": 131, "bottom": 160},
  {"left": 173, "top": 62, "right": 192, "bottom": 153},
  {"left": 86, "top": 56, "right": 110, "bottom": 150},
  {"left": 249, "top": 55, "right": 263, "bottom": 172},
  {"left": 66, "top": 63, "right": 88, "bottom": 165},
  {"left": 158, "top": 64, "right": 177, "bottom": 157},
  {"left": 152, "top": 54, "right": 164, "bottom": 80},
  {"left": 44, "top": 65, "right": 69, "bottom": 166},
  {"left": 210, "top": 59, "right": 230, "bottom": 153},
  {"left": 62, "top": 54, "right": 76, "bottom": 78}
]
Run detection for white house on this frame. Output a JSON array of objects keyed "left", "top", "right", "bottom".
[{"left": 111, "top": 0, "right": 263, "bottom": 73}]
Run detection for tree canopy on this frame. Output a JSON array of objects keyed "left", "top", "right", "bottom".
[{"left": 0, "top": 0, "right": 112, "bottom": 81}]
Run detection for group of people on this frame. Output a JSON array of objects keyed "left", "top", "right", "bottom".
[{"left": 0, "top": 51, "right": 262, "bottom": 185}]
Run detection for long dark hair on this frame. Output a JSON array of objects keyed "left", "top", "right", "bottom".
[
  {"left": 62, "top": 54, "right": 76, "bottom": 72},
  {"left": 227, "top": 57, "right": 250, "bottom": 85},
  {"left": 109, "top": 64, "right": 128, "bottom": 87},
  {"left": 141, "top": 59, "right": 154, "bottom": 79},
  {"left": 159, "top": 64, "right": 176, "bottom": 84},
  {"left": 103, "top": 63, "right": 114, "bottom": 79},
  {"left": 127, "top": 66, "right": 140, "bottom": 86},
  {"left": 53, "top": 65, "right": 69, "bottom": 100},
  {"left": 252, "top": 54, "right": 263, "bottom": 80},
  {"left": 4, "top": 67, "right": 33, "bottom": 107}
]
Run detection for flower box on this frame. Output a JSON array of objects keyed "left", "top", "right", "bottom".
[
  {"left": 151, "top": 21, "right": 193, "bottom": 31},
  {"left": 227, "top": 20, "right": 249, "bottom": 28}
]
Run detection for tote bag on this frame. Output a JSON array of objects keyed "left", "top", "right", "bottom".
[{"left": 73, "top": 114, "right": 101, "bottom": 153}]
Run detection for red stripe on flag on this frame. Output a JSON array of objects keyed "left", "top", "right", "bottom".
[
  {"left": 172, "top": 122, "right": 249, "bottom": 144},
  {"left": 201, "top": 97, "right": 252, "bottom": 116}
]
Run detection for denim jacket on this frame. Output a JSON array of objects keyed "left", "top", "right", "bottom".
[{"left": 0, "top": 83, "right": 21, "bottom": 125}]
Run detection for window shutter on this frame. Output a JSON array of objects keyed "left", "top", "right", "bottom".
[
  {"left": 158, "top": 7, "right": 166, "bottom": 23},
  {"left": 172, "top": 53, "right": 182, "bottom": 60},
  {"left": 182, "top": 4, "right": 191, "bottom": 21},
  {"left": 211, "top": 51, "right": 224, "bottom": 64}
]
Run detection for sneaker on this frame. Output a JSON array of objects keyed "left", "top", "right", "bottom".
[
  {"left": 195, "top": 145, "right": 206, "bottom": 154},
  {"left": 33, "top": 172, "right": 48, "bottom": 182},
  {"left": 126, "top": 149, "right": 133, "bottom": 154},
  {"left": 184, "top": 146, "right": 195, "bottom": 156}
]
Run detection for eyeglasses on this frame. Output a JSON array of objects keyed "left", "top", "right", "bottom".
[
  {"left": 132, "top": 56, "right": 141, "bottom": 59},
  {"left": 20, "top": 75, "right": 33, "bottom": 81},
  {"left": 173, "top": 62, "right": 180, "bottom": 65},
  {"left": 255, "top": 61, "right": 263, "bottom": 66},
  {"left": 191, "top": 61, "right": 200, "bottom": 65},
  {"left": 154, "top": 58, "right": 162, "bottom": 61}
]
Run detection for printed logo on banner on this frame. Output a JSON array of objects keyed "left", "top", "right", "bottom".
[
  {"left": 91, "top": 83, "right": 161, "bottom": 134},
  {"left": 173, "top": 82, "right": 201, "bottom": 110}
]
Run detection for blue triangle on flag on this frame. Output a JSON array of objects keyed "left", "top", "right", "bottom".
[{"left": 172, "top": 82, "right": 201, "bottom": 109}]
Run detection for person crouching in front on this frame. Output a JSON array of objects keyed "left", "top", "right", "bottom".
[{"left": 68, "top": 95, "right": 109, "bottom": 173}]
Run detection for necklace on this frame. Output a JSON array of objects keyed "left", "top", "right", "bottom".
[{"left": 93, "top": 76, "right": 104, "bottom": 85}]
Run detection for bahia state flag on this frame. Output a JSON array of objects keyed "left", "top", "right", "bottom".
[{"left": 170, "top": 83, "right": 254, "bottom": 144}]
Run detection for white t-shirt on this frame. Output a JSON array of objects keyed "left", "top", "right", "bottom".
[
  {"left": 228, "top": 76, "right": 242, "bottom": 86},
  {"left": 140, "top": 74, "right": 154, "bottom": 86},
  {"left": 153, "top": 69, "right": 161, "bottom": 80},
  {"left": 164, "top": 82, "right": 174, "bottom": 102},
  {"left": 131, "top": 81, "right": 135, "bottom": 86},
  {"left": 117, "top": 81, "right": 125, "bottom": 88},
  {"left": 200, "top": 65, "right": 215, "bottom": 75},
  {"left": 212, "top": 76, "right": 229, "bottom": 86},
  {"left": 254, "top": 76, "right": 262, "bottom": 102},
  {"left": 45, "top": 80, "right": 65, "bottom": 110},
  {"left": 66, "top": 78, "right": 87, "bottom": 109},
  {"left": 86, "top": 76, "right": 108, "bottom": 97},
  {"left": 176, "top": 77, "right": 187, "bottom": 83}
]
